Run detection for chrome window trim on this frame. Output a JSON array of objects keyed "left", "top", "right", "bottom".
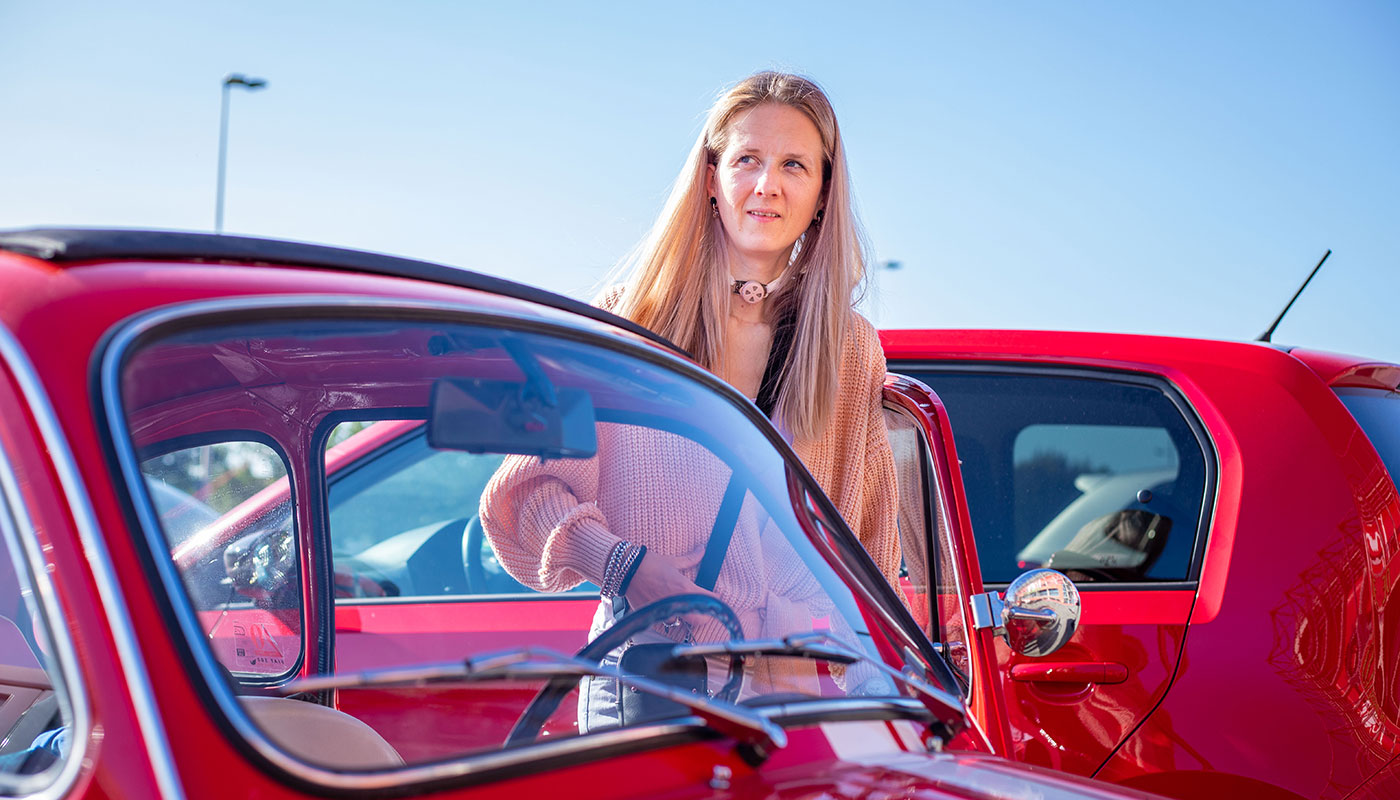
[
  {"left": 0, "top": 324, "right": 183, "bottom": 800},
  {"left": 0, "top": 448, "right": 87, "bottom": 800},
  {"left": 335, "top": 592, "right": 601, "bottom": 606},
  {"left": 98, "top": 293, "right": 946, "bottom": 792},
  {"left": 755, "top": 696, "right": 929, "bottom": 724}
]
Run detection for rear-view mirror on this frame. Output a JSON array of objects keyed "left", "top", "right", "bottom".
[{"left": 427, "top": 378, "right": 597, "bottom": 459}]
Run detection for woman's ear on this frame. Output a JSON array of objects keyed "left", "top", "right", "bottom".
[{"left": 705, "top": 163, "right": 716, "bottom": 197}]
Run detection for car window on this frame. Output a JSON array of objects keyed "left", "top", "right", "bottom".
[
  {"left": 112, "top": 313, "right": 927, "bottom": 774},
  {"left": 884, "top": 406, "right": 969, "bottom": 684},
  {"left": 1335, "top": 388, "right": 1400, "bottom": 487},
  {"left": 140, "top": 441, "right": 300, "bottom": 680},
  {"left": 324, "top": 422, "right": 596, "bottom": 599},
  {"left": 900, "top": 369, "right": 1210, "bottom": 584},
  {"left": 0, "top": 482, "right": 74, "bottom": 791}
]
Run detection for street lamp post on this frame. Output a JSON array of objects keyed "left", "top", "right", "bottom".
[{"left": 215, "top": 73, "right": 268, "bottom": 234}]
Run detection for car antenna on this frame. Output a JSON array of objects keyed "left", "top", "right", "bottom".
[{"left": 1257, "top": 249, "right": 1332, "bottom": 343}]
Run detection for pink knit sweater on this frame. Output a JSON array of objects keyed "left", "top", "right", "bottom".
[{"left": 478, "top": 306, "right": 901, "bottom": 694}]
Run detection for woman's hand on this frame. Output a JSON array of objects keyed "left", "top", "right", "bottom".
[
  {"left": 622, "top": 551, "right": 735, "bottom": 644},
  {"left": 622, "top": 550, "right": 714, "bottom": 609}
]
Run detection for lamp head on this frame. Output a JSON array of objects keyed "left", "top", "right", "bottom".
[{"left": 223, "top": 74, "right": 268, "bottom": 90}]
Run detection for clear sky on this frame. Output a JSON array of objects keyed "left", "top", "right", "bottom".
[{"left": 4, "top": 2, "right": 1397, "bottom": 361}]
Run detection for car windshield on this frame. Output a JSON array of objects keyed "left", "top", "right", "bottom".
[{"left": 111, "top": 311, "right": 935, "bottom": 770}]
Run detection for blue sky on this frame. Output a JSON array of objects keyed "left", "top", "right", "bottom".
[{"left": 3, "top": 2, "right": 1397, "bottom": 360}]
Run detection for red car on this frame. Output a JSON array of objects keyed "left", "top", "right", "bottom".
[
  {"left": 884, "top": 329, "right": 1400, "bottom": 800},
  {"left": 0, "top": 229, "right": 1157, "bottom": 800}
]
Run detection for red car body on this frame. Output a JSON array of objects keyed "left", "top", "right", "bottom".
[
  {"left": 884, "top": 329, "right": 1400, "bottom": 800},
  {"left": 0, "top": 229, "right": 1162, "bottom": 800}
]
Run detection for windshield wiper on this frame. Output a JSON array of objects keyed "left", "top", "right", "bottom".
[
  {"left": 673, "top": 632, "right": 966, "bottom": 735},
  {"left": 280, "top": 647, "right": 786, "bottom": 760}
]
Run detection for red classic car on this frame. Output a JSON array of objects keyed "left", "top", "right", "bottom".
[
  {"left": 883, "top": 330, "right": 1400, "bottom": 800},
  {"left": 0, "top": 229, "right": 1157, "bottom": 800}
]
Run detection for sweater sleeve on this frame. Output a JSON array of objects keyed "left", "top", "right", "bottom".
[
  {"left": 476, "top": 286, "right": 632, "bottom": 592},
  {"left": 479, "top": 453, "right": 623, "bottom": 592},
  {"left": 848, "top": 316, "right": 903, "bottom": 592}
]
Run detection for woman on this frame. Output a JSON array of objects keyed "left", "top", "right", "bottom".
[{"left": 480, "top": 71, "right": 900, "bottom": 725}]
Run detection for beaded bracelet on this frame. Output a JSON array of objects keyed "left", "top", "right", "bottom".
[
  {"left": 600, "top": 541, "right": 629, "bottom": 597},
  {"left": 601, "top": 542, "right": 647, "bottom": 598}
]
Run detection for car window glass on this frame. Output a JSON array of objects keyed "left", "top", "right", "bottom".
[
  {"left": 324, "top": 422, "right": 597, "bottom": 599},
  {"left": 1336, "top": 388, "right": 1400, "bottom": 486},
  {"left": 115, "top": 316, "right": 919, "bottom": 773},
  {"left": 884, "top": 406, "right": 969, "bottom": 683},
  {"left": 903, "top": 371, "right": 1208, "bottom": 584},
  {"left": 0, "top": 494, "right": 73, "bottom": 791},
  {"left": 885, "top": 409, "right": 931, "bottom": 629},
  {"left": 140, "top": 441, "right": 300, "bottom": 679},
  {"left": 1012, "top": 424, "right": 1179, "bottom": 579}
]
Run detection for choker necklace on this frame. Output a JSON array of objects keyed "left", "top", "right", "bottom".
[{"left": 730, "top": 271, "right": 785, "bottom": 304}]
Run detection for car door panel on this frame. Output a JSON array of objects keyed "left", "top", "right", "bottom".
[{"left": 888, "top": 365, "right": 1204, "bottom": 777}]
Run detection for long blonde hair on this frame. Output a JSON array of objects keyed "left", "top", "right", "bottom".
[{"left": 612, "top": 71, "right": 868, "bottom": 442}]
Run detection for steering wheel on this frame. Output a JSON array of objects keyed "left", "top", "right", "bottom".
[
  {"left": 463, "top": 516, "right": 489, "bottom": 594},
  {"left": 505, "top": 593, "right": 745, "bottom": 746}
]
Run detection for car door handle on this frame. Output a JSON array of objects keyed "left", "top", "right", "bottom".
[{"left": 1009, "top": 662, "right": 1128, "bottom": 684}]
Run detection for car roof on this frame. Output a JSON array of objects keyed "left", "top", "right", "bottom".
[
  {"left": 0, "top": 227, "right": 685, "bottom": 357},
  {"left": 881, "top": 328, "right": 1400, "bottom": 392}
]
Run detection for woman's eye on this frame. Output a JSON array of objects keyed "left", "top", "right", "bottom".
[
  {"left": 785, "top": 160, "right": 806, "bottom": 171},
  {"left": 736, "top": 155, "right": 756, "bottom": 165}
]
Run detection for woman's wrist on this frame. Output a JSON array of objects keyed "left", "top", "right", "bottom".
[{"left": 616, "top": 545, "right": 646, "bottom": 596}]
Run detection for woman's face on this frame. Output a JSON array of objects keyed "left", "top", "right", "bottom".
[{"left": 707, "top": 103, "right": 825, "bottom": 275}]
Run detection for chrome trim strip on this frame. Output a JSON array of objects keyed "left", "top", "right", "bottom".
[
  {"left": 336, "top": 591, "right": 601, "bottom": 606},
  {"left": 755, "top": 696, "right": 929, "bottom": 722},
  {"left": 0, "top": 324, "right": 185, "bottom": 800},
  {"left": 0, "top": 446, "right": 88, "bottom": 800}
]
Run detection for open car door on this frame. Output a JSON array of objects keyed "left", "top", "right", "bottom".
[
  {"left": 884, "top": 373, "right": 1087, "bottom": 760},
  {"left": 882, "top": 374, "right": 1013, "bottom": 755}
]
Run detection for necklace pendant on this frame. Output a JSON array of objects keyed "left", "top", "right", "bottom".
[{"left": 736, "top": 280, "right": 767, "bottom": 304}]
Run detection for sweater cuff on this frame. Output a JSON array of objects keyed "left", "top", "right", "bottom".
[{"left": 539, "top": 502, "right": 622, "bottom": 587}]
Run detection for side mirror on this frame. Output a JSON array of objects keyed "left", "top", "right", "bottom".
[
  {"left": 428, "top": 377, "right": 597, "bottom": 459},
  {"left": 1002, "top": 569, "right": 1081, "bottom": 657},
  {"left": 970, "top": 568, "right": 1081, "bottom": 657}
]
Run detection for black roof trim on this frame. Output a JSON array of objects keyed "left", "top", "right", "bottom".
[{"left": 0, "top": 227, "right": 686, "bottom": 357}]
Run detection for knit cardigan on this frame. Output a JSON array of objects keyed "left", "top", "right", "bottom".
[
  {"left": 479, "top": 305, "right": 901, "bottom": 595},
  {"left": 478, "top": 304, "right": 900, "bottom": 695}
]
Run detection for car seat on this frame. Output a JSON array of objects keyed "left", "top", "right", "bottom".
[{"left": 240, "top": 695, "right": 403, "bottom": 770}]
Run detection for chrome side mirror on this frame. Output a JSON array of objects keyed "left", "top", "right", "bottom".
[
  {"left": 969, "top": 568, "right": 1081, "bottom": 657},
  {"left": 1002, "top": 569, "right": 1081, "bottom": 657}
]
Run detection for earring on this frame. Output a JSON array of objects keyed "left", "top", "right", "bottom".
[
  {"left": 710, "top": 197, "right": 720, "bottom": 218},
  {"left": 788, "top": 232, "right": 806, "bottom": 266},
  {"left": 813, "top": 209, "right": 824, "bottom": 226}
]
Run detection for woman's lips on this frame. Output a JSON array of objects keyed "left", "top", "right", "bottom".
[{"left": 747, "top": 210, "right": 781, "bottom": 221}]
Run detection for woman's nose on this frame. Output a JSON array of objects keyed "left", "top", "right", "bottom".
[{"left": 753, "top": 166, "right": 780, "bottom": 196}]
